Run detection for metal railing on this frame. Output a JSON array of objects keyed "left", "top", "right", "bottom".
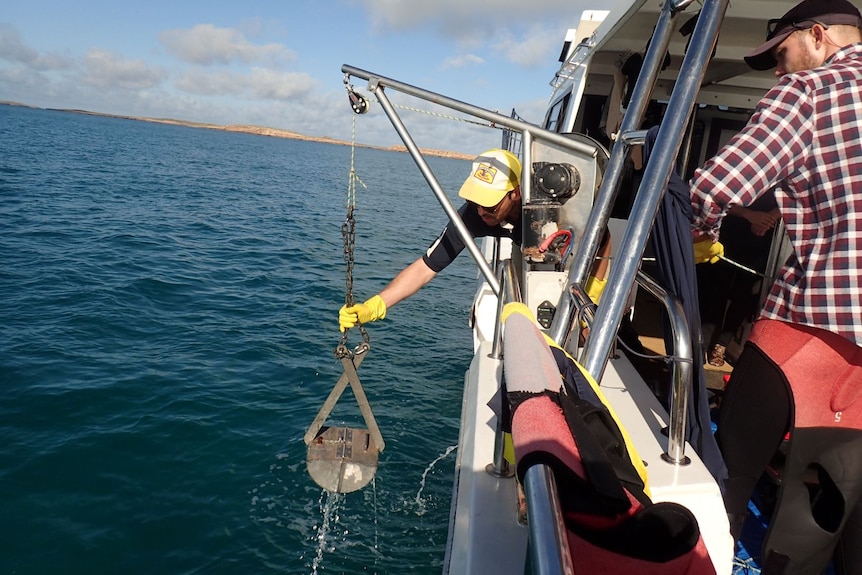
[
  {"left": 559, "top": 267, "right": 694, "bottom": 464},
  {"left": 524, "top": 465, "right": 575, "bottom": 575},
  {"left": 487, "top": 258, "right": 520, "bottom": 479},
  {"left": 501, "top": 297, "right": 577, "bottom": 574},
  {"left": 573, "top": 0, "right": 729, "bottom": 385},
  {"left": 340, "top": 64, "right": 600, "bottom": 303},
  {"left": 341, "top": 0, "right": 730, "bottom": 562},
  {"left": 635, "top": 272, "right": 693, "bottom": 465}
]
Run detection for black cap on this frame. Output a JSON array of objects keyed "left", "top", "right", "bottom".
[{"left": 744, "top": 0, "right": 862, "bottom": 71}]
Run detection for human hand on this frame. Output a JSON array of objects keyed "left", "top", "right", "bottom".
[
  {"left": 747, "top": 210, "right": 779, "bottom": 237},
  {"left": 693, "top": 238, "right": 724, "bottom": 264},
  {"left": 339, "top": 294, "right": 387, "bottom": 332}
]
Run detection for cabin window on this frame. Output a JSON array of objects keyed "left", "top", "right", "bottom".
[
  {"left": 577, "top": 94, "right": 614, "bottom": 148},
  {"left": 544, "top": 94, "right": 571, "bottom": 133},
  {"left": 705, "top": 118, "right": 747, "bottom": 160}
]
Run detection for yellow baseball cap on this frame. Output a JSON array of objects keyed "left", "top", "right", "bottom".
[{"left": 458, "top": 149, "right": 522, "bottom": 207}]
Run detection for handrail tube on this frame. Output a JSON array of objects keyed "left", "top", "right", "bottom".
[
  {"left": 367, "top": 81, "right": 501, "bottom": 295},
  {"left": 619, "top": 130, "right": 649, "bottom": 146},
  {"left": 634, "top": 271, "right": 693, "bottom": 464},
  {"left": 670, "top": 0, "right": 699, "bottom": 10},
  {"left": 487, "top": 416, "right": 513, "bottom": 478},
  {"left": 491, "top": 266, "right": 508, "bottom": 360},
  {"left": 341, "top": 65, "right": 598, "bottom": 159},
  {"left": 522, "top": 129, "right": 533, "bottom": 203},
  {"left": 559, "top": 283, "right": 593, "bottom": 353},
  {"left": 504, "top": 297, "right": 576, "bottom": 573},
  {"left": 549, "top": 2, "right": 680, "bottom": 348},
  {"left": 488, "top": 259, "right": 520, "bottom": 477},
  {"left": 564, "top": 271, "right": 692, "bottom": 464},
  {"left": 581, "top": 0, "right": 729, "bottom": 382},
  {"left": 491, "top": 237, "right": 501, "bottom": 275},
  {"left": 491, "top": 260, "right": 522, "bottom": 359},
  {"left": 524, "top": 464, "right": 575, "bottom": 575}
]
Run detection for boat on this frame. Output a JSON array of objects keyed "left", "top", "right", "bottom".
[{"left": 338, "top": 0, "right": 812, "bottom": 573}]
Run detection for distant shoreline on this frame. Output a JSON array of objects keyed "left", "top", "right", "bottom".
[{"left": 0, "top": 101, "right": 473, "bottom": 161}]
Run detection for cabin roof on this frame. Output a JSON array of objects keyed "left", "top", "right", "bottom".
[{"left": 559, "top": 0, "right": 805, "bottom": 110}]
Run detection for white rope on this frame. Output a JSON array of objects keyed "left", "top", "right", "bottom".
[
  {"left": 593, "top": 255, "right": 767, "bottom": 278},
  {"left": 378, "top": 97, "right": 505, "bottom": 129},
  {"left": 347, "top": 113, "right": 367, "bottom": 210}
]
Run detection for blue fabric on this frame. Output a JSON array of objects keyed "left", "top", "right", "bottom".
[{"left": 643, "top": 125, "right": 728, "bottom": 487}]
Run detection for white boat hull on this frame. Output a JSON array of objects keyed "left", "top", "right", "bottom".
[{"left": 444, "top": 261, "right": 734, "bottom": 574}]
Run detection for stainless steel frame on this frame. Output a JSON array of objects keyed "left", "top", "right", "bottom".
[{"left": 340, "top": 1, "right": 731, "bottom": 564}]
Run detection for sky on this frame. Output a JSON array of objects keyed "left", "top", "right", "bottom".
[{"left": 0, "top": 0, "right": 601, "bottom": 155}]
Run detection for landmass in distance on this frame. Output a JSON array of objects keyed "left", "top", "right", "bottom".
[{"left": 0, "top": 101, "right": 473, "bottom": 161}]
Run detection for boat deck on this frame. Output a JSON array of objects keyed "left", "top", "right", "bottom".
[{"left": 629, "top": 276, "right": 734, "bottom": 393}]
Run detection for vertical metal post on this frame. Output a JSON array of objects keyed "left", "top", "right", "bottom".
[
  {"left": 581, "top": 0, "right": 729, "bottom": 382},
  {"left": 549, "top": 0, "right": 679, "bottom": 347},
  {"left": 521, "top": 130, "right": 533, "bottom": 202},
  {"left": 524, "top": 465, "right": 575, "bottom": 575},
  {"left": 486, "top": 419, "right": 513, "bottom": 478},
  {"left": 487, "top": 260, "right": 520, "bottom": 477},
  {"left": 490, "top": 265, "right": 508, "bottom": 360}
]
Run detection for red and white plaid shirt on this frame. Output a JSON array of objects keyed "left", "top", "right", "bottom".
[{"left": 690, "top": 44, "right": 862, "bottom": 347}]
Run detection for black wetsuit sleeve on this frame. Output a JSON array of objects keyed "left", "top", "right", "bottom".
[{"left": 421, "top": 202, "right": 517, "bottom": 273}]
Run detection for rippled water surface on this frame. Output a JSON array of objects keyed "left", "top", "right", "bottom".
[{"left": 1, "top": 105, "right": 477, "bottom": 574}]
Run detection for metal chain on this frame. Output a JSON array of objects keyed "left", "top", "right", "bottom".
[
  {"left": 342, "top": 206, "right": 356, "bottom": 309},
  {"left": 340, "top": 93, "right": 369, "bottom": 348}
]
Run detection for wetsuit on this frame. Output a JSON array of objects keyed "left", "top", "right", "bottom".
[{"left": 422, "top": 202, "right": 522, "bottom": 272}]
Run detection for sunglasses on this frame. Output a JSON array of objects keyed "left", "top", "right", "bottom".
[
  {"left": 765, "top": 18, "right": 828, "bottom": 39},
  {"left": 474, "top": 190, "right": 513, "bottom": 214}
]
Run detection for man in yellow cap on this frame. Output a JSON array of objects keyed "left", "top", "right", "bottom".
[{"left": 339, "top": 148, "right": 523, "bottom": 331}]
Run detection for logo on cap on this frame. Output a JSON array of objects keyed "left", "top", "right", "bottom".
[{"left": 473, "top": 164, "right": 498, "bottom": 185}]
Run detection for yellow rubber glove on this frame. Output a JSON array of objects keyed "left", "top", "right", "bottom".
[
  {"left": 339, "top": 294, "right": 387, "bottom": 332},
  {"left": 585, "top": 276, "right": 607, "bottom": 303},
  {"left": 693, "top": 238, "right": 724, "bottom": 264}
]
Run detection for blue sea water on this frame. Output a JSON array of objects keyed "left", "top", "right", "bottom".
[{"left": 0, "top": 104, "right": 478, "bottom": 574}]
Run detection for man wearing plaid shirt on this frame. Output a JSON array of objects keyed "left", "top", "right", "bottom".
[{"left": 689, "top": 0, "right": 862, "bottom": 569}]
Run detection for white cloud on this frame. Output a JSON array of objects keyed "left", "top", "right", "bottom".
[
  {"left": 353, "top": 0, "right": 594, "bottom": 80},
  {"left": 442, "top": 54, "right": 484, "bottom": 69},
  {"left": 0, "top": 65, "right": 46, "bottom": 91},
  {"left": 83, "top": 49, "right": 164, "bottom": 90},
  {"left": 358, "top": 0, "right": 589, "bottom": 42},
  {"left": 0, "top": 24, "right": 39, "bottom": 64},
  {"left": 0, "top": 23, "right": 73, "bottom": 71},
  {"left": 159, "top": 24, "right": 297, "bottom": 66},
  {"left": 495, "top": 24, "right": 560, "bottom": 68},
  {"left": 173, "top": 67, "right": 317, "bottom": 101},
  {"left": 0, "top": 0, "right": 596, "bottom": 154},
  {"left": 248, "top": 68, "right": 317, "bottom": 100},
  {"left": 174, "top": 69, "right": 245, "bottom": 96}
]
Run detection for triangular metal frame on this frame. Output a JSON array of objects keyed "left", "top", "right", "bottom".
[{"left": 304, "top": 342, "right": 385, "bottom": 493}]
